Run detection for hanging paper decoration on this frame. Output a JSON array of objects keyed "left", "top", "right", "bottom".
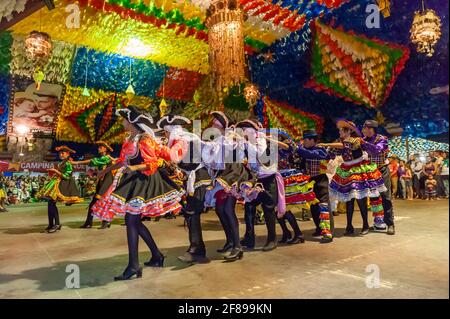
[
  {"left": 10, "top": 1, "right": 210, "bottom": 73},
  {"left": 410, "top": 6, "right": 441, "bottom": 57},
  {"left": 10, "top": 34, "right": 75, "bottom": 84},
  {"left": 305, "top": 21, "right": 410, "bottom": 108},
  {"left": 0, "top": 32, "right": 12, "bottom": 76},
  {"left": 388, "top": 136, "right": 449, "bottom": 161},
  {"left": 263, "top": 97, "right": 324, "bottom": 139},
  {"left": 0, "top": 0, "right": 27, "bottom": 22},
  {"left": 156, "top": 67, "right": 204, "bottom": 101},
  {"left": 56, "top": 85, "right": 153, "bottom": 143},
  {"left": 70, "top": 47, "right": 168, "bottom": 98}
]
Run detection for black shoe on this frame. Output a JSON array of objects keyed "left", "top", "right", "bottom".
[
  {"left": 344, "top": 228, "right": 355, "bottom": 236},
  {"left": 43, "top": 225, "right": 52, "bottom": 233},
  {"left": 360, "top": 228, "right": 369, "bottom": 236},
  {"left": 98, "top": 221, "right": 111, "bottom": 229},
  {"left": 278, "top": 232, "right": 292, "bottom": 244},
  {"left": 114, "top": 267, "right": 143, "bottom": 281},
  {"left": 144, "top": 255, "right": 165, "bottom": 268},
  {"left": 240, "top": 237, "right": 255, "bottom": 249},
  {"left": 262, "top": 241, "right": 277, "bottom": 251},
  {"left": 79, "top": 223, "right": 92, "bottom": 229},
  {"left": 217, "top": 243, "right": 233, "bottom": 253},
  {"left": 287, "top": 235, "right": 305, "bottom": 245},
  {"left": 223, "top": 248, "right": 243, "bottom": 261},
  {"left": 387, "top": 225, "right": 395, "bottom": 235},
  {"left": 177, "top": 252, "right": 206, "bottom": 264},
  {"left": 312, "top": 229, "right": 322, "bottom": 237}
]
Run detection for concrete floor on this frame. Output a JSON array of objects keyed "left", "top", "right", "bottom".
[{"left": 0, "top": 199, "right": 448, "bottom": 299}]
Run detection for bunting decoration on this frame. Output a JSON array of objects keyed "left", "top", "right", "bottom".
[
  {"left": 388, "top": 136, "right": 449, "bottom": 161},
  {"left": 263, "top": 97, "right": 324, "bottom": 139},
  {"left": 305, "top": 21, "right": 410, "bottom": 108}
]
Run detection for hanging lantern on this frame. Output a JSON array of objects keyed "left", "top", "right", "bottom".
[
  {"left": 126, "top": 84, "right": 135, "bottom": 99},
  {"left": 206, "top": 0, "right": 246, "bottom": 98},
  {"left": 410, "top": 6, "right": 441, "bottom": 57},
  {"left": 243, "top": 83, "right": 260, "bottom": 109},
  {"left": 25, "top": 31, "right": 52, "bottom": 64},
  {"left": 159, "top": 98, "right": 168, "bottom": 117},
  {"left": 81, "top": 87, "right": 90, "bottom": 97}
]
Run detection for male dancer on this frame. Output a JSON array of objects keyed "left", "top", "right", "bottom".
[
  {"left": 296, "top": 129, "right": 333, "bottom": 242},
  {"left": 361, "top": 120, "right": 395, "bottom": 235},
  {"left": 157, "top": 114, "right": 211, "bottom": 264},
  {"left": 72, "top": 141, "right": 115, "bottom": 229}
]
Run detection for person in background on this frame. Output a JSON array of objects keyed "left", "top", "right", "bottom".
[
  {"left": 434, "top": 151, "right": 445, "bottom": 198},
  {"left": 0, "top": 178, "right": 8, "bottom": 212},
  {"left": 388, "top": 157, "right": 399, "bottom": 199},
  {"left": 404, "top": 165, "right": 414, "bottom": 200},
  {"left": 440, "top": 152, "right": 449, "bottom": 199},
  {"left": 397, "top": 161, "right": 407, "bottom": 199},
  {"left": 422, "top": 157, "right": 436, "bottom": 200},
  {"left": 410, "top": 154, "right": 424, "bottom": 199},
  {"left": 31, "top": 178, "right": 39, "bottom": 199},
  {"left": 425, "top": 174, "right": 437, "bottom": 200}
]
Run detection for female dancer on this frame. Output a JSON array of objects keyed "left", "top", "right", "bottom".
[
  {"left": 157, "top": 114, "right": 211, "bottom": 264},
  {"left": 92, "top": 106, "right": 185, "bottom": 280},
  {"left": 72, "top": 141, "right": 116, "bottom": 229},
  {"left": 202, "top": 111, "right": 251, "bottom": 261},
  {"left": 319, "top": 120, "right": 387, "bottom": 235},
  {"left": 36, "top": 146, "right": 83, "bottom": 233}
]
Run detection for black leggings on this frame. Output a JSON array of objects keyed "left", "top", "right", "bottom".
[
  {"left": 277, "top": 211, "right": 302, "bottom": 238},
  {"left": 83, "top": 197, "right": 97, "bottom": 226},
  {"left": 346, "top": 197, "right": 369, "bottom": 230},
  {"left": 125, "top": 214, "right": 162, "bottom": 271},
  {"left": 48, "top": 201, "right": 60, "bottom": 227},
  {"left": 215, "top": 195, "right": 241, "bottom": 249}
]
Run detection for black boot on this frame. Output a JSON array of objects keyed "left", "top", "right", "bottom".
[
  {"left": 98, "top": 221, "right": 111, "bottom": 229},
  {"left": 262, "top": 241, "right": 277, "bottom": 251},
  {"left": 144, "top": 255, "right": 165, "bottom": 267},
  {"left": 278, "top": 232, "right": 291, "bottom": 243},
  {"left": 177, "top": 252, "right": 206, "bottom": 264},
  {"left": 223, "top": 248, "right": 243, "bottom": 261},
  {"left": 286, "top": 235, "right": 305, "bottom": 245},
  {"left": 79, "top": 223, "right": 92, "bottom": 229},
  {"left": 217, "top": 243, "right": 233, "bottom": 253}
]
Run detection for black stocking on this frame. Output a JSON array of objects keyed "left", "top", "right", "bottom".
[
  {"left": 137, "top": 218, "right": 162, "bottom": 259},
  {"left": 284, "top": 211, "right": 302, "bottom": 237},
  {"left": 125, "top": 214, "right": 140, "bottom": 271},
  {"left": 215, "top": 200, "right": 233, "bottom": 247},
  {"left": 223, "top": 196, "right": 241, "bottom": 249}
]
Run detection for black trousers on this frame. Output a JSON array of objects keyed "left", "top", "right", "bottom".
[
  {"left": 83, "top": 197, "right": 98, "bottom": 226},
  {"left": 243, "top": 174, "right": 278, "bottom": 245},
  {"left": 183, "top": 186, "right": 207, "bottom": 256},
  {"left": 346, "top": 198, "right": 369, "bottom": 230},
  {"left": 215, "top": 195, "right": 241, "bottom": 249},
  {"left": 47, "top": 200, "right": 60, "bottom": 227},
  {"left": 125, "top": 213, "right": 162, "bottom": 271},
  {"left": 379, "top": 166, "right": 394, "bottom": 226},
  {"left": 413, "top": 174, "right": 421, "bottom": 198}
]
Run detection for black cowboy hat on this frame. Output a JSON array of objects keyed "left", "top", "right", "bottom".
[
  {"left": 210, "top": 111, "right": 231, "bottom": 129},
  {"left": 156, "top": 114, "right": 191, "bottom": 130},
  {"left": 95, "top": 141, "right": 113, "bottom": 152},
  {"left": 116, "top": 105, "right": 154, "bottom": 133},
  {"left": 302, "top": 129, "right": 318, "bottom": 139}
]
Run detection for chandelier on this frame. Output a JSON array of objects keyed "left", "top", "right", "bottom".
[
  {"left": 410, "top": 1, "right": 441, "bottom": 57},
  {"left": 25, "top": 31, "right": 52, "bottom": 64},
  {"left": 205, "top": 0, "right": 246, "bottom": 97}
]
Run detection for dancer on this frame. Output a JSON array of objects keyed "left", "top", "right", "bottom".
[
  {"left": 202, "top": 111, "right": 251, "bottom": 261},
  {"left": 276, "top": 129, "right": 319, "bottom": 244},
  {"left": 361, "top": 120, "right": 395, "bottom": 234},
  {"left": 36, "top": 146, "right": 83, "bottom": 233},
  {"left": 320, "top": 120, "right": 387, "bottom": 236},
  {"left": 295, "top": 129, "right": 334, "bottom": 242},
  {"left": 157, "top": 114, "right": 211, "bottom": 264},
  {"left": 71, "top": 141, "right": 116, "bottom": 229},
  {"left": 92, "top": 106, "right": 184, "bottom": 280}
]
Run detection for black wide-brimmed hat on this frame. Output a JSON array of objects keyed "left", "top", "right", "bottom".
[
  {"left": 235, "top": 119, "right": 262, "bottom": 131},
  {"left": 157, "top": 114, "right": 191, "bottom": 130},
  {"left": 95, "top": 141, "right": 113, "bottom": 152},
  {"left": 210, "top": 111, "right": 231, "bottom": 129},
  {"left": 55, "top": 145, "right": 76, "bottom": 154},
  {"left": 363, "top": 120, "right": 379, "bottom": 129},
  {"left": 302, "top": 129, "right": 318, "bottom": 139},
  {"left": 116, "top": 105, "right": 154, "bottom": 133}
]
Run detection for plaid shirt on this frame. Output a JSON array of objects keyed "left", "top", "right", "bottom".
[
  {"left": 362, "top": 134, "right": 389, "bottom": 168},
  {"left": 296, "top": 145, "right": 330, "bottom": 177},
  {"left": 305, "top": 158, "right": 328, "bottom": 177}
]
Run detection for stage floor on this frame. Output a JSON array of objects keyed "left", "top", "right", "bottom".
[{"left": 0, "top": 199, "right": 448, "bottom": 299}]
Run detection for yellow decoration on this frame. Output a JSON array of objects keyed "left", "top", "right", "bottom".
[
  {"left": 9, "top": 0, "right": 209, "bottom": 73},
  {"left": 410, "top": 6, "right": 441, "bottom": 57},
  {"left": 159, "top": 98, "right": 168, "bottom": 117}
]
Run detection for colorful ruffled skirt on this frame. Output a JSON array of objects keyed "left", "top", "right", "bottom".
[
  {"left": 92, "top": 167, "right": 185, "bottom": 222},
  {"left": 36, "top": 177, "right": 83, "bottom": 204},
  {"left": 281, "top": 169, "right": 319, "bottom": 208},
  {"left": 329, "top": 157, "right": 387, "bottom": 202}
]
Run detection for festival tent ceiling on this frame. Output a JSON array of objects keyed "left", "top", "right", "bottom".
[{"left": 0, "top": 0, "right": 448, "bottom": 150}]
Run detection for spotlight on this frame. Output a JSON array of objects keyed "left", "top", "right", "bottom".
[{"left": 42, "top": 0, "right": 55, "bottom": 10}]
